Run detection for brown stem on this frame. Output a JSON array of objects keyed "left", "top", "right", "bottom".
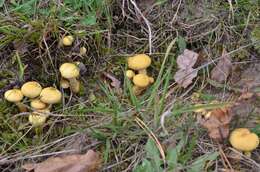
[
  {"left": 138, "top": 69, "right": 147, "bottom": 74},
  {"left": 15, "top": 102, "right": 27, "bottom": 112},
  {"left": 69, "top": 78, "right": 80, "bottom": 93}
]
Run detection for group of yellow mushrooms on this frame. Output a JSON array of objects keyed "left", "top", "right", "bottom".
[
  {"left": 126, "top": 54, "right": 154, "bottom": 95},
  {"left": 3, "top": 35, "right": 259, "bottom": 156},
  {"left": 4, "top": 61, "right": 81, "bottom": 128}
]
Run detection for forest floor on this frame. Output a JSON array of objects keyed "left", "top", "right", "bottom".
[{"left": 0, "top": 0, "right": 260, "bottom": 171}]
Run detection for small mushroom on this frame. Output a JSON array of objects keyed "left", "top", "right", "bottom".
[
  {"left": 4, "top": 89, "right": 26, "bottom": 112},
  {"left": 29, "top": 109, "right": 49, "bottom": 127},
  {"left": 60, "top": 78, "right": 70, "bottom": 89},
  {"left": 229, "top": 128, "right": 259, "bottom": 157},
  {"left": 127, "top": 54, "right": 151, "bottom": 74},
  {"left": 62, "top": 35, "right": 74, "bottom": 46},
  {"left": 21, "top": 81, "right": 42, "bottom": 98},
  {"left": 30, "top": 99, "right": 47, "bottom": 110},
  {"left": 40, "top": 87, "right": 62, "bottom": 109},
  {"left": 126, "top": 70, "right": 135, "bottom": 79},
  {"left": 59, "top": 63, "right": 80, "bottom": 93},
  {"left": 132, "top": 74, "right": 150, "bottom": 95},
  {"left": 80, "top": 46, "right": 87, "bottom": 55}
]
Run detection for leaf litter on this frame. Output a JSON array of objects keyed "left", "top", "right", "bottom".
[
  {"left": 22, "top": 150, "right": 101, "bottom": 172},
  {"left": 210, "top": 49, "right": 232, "bottom": 84},
  {"left": 198, "top": 107, "right": 232, "bottom": 141},
  {"left": 174, "top": 49, "right": 199, "bottom": 88}
]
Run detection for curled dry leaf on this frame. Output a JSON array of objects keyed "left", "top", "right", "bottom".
[
  {"left": 174, "top": 49, "right": 198, "bottom": 88},
  {"left": 210, "top": 49, "right": 232, "bottom": 83},
  {"left": 103, "top": 72, "right": 121, "bottom": 89},
  {"left": 198, "top": 107, "right": 232, "bottom": 141},
  {"left": 177, "top": 49, "right": 198, "bottom": 69},
  {"left": 22, "top": 150, "right": 101, "bottom": 172},
  {"left": 174, "top": 68, "right": 198, "bottom": 88}
]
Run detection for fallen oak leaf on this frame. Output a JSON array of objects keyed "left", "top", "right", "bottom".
[
  {"left": 176, "top": 49, "right": 199, "bottom": 69},
  {"left": 174, "top": 68, "right": 198, "bottom": 88},
  {"left": 198, "top": 107, "right": 232, "bottom": 141},
  {"left": 211, "top": 49, "right": 232, "bottom": 83},
  {"left": 174, "top": 49, "right": 198, "bottom": 88},
  {"left": 103, "top": 72, "right": 121, "bottom": 89},
  {"left": 22, "top": 150, "right": 101, "bottom": 172}
]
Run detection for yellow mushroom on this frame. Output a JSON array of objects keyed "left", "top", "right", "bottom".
[
  {"left": 4, "top": 89, "right": 26, "bottom": 112},
  {"left": 59, "top": 63, "right": 80, "bottom": 93},
  {"left": 29, "top": 110, "right": 49, "bottom": 127},
  {"left": 62, "top": 35, "right": 74, "bottom": 46},
  {"left": 40, "top": 87, "right": 62, "bottom": 109},
  {"left": 126, "top": 70, "right": 135, "bottom": 79},
  {"left": 30, "top": 99, "right": 47, "bottom": 110},
  {"left": 21, "top": 81, "right": 42, "bottom": 98},
  {"left": 80, "top": 46, "right": 87, "bottom": 55},
  {"left": 132, "top": 74, "right": 150, "bottom": 95},
  {"left": 127, "top": 54, "right": 151, "bottom": 74},
  {"left": 229, "top": 128, "right": 259, "bottom": 157}
]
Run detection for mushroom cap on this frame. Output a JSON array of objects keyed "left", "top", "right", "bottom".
[
  {"left": 229, "top": 128, "right": 259, "bottom": 152},
  {"left": 21, "top": 81, "right": 42, "bottom": 98},
  {"left": 60, "top": 78, "right": 70, "bottom": 89},
  {"left": 4, "top": 89, "right": 24, "bottom": 102},
  {"left": 62, "top": 35, "right": 74, "bottom": 46},
  {"left": 59, "top": 63, "right": 80, "bottom": 79},
  {"left": 127, "top": 54, "right": 151, "bottom": 70},
  {"left": 30, "top": 99, "right": 47, "bottom": 110},
  {"left": 133, "top": 74, "right": 150, "bottom": 88},
  {"left": 29, "top": 113, "right": 47, "bottom": 127},
  {"left": 80, "top": 47, "right": 87, "bottom": 55},
  {"left": 40, "top": 87, "right": 62, "bottom": 104},
  {"left": 126, "top": 70, "right": 135, "bottom": 79}
]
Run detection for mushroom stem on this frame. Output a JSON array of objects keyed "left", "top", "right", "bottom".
[
  {"left": 68, "top": 78, "right": 80, "bottom": 93},
  {"left": 244, "top": 151, "right": 251, "bottom": 157},
  {"left": 15, "top": 102, "right": 27, "bottom": 112},
  {"left": 133, "top": 86, "right": 145, "bottom": 96},
  {"left": 138, "top": 69, "right": 147, "bottom": 74}
]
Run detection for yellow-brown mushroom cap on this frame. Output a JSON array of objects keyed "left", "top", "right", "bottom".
[
  {"left": 59, "top": 63, "right": 80, "bottom": 79},
  {"left": 29, "top": 113, "right": 47, "bottom": 127},
  {"left": 126, "top": 70, "right": 135, "bottom": 79},
  {"left": 229, "top": 128, "right": 259, "bottom": 152},
  {"left": 127, "top": 54, "right": 151, "bottom": 70},
  {"left": 133, "top": 74, "right": 150, "bottom": 88},
  {"left": 21, "top": 81, "right": 42, "bottom": 98},
  {"left": 40, "top": 87, "right": 62, "bottom": 104},
  {"left": 4, "top": 89, "right": 24, "bottom": 102},
  {"left": 30, "top": 99, "right": 47, "bottom": 110},
  {"left": 62, "top": 35, "right": 74, "bottom": 46}
]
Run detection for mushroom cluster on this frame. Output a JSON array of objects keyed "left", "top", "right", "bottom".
[
  {"left": 126, "top": 54, "right": 154, "bottom": 95},
  {"left": 4, "top": 81, "right": 61, "bottom": 128}
]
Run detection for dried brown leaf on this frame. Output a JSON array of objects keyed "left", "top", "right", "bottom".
[
  {"left": 103, "top": 72, "right": 121, "bottom": 89},
  {"left": 199, "top": 107, "right": 232, "bottom": 141},
  {"left": 211, "top": 49, "right": 232, "bottom": 83},
  {"left": 177, "top": 49, "right": 199, "bottom": 69},
  {"left": 22, "top": 150, "right": 101, "bottom": 172},
  {"left": 174, "top": 68, "right": 198, "bottom": 88}
]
